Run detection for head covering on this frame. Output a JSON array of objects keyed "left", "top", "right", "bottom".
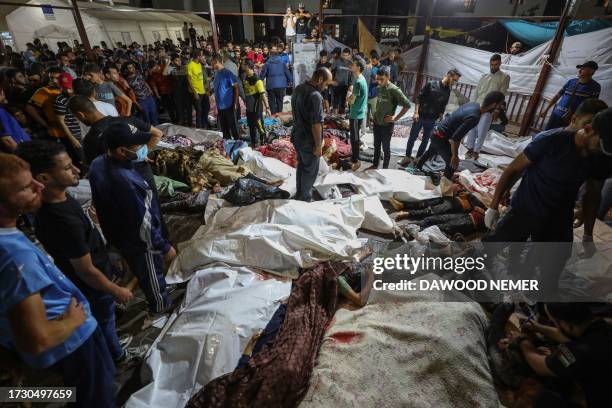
[
  {"left": 447, "top": 68, "right": 462, "bottom": 77},
  {"left": 577, "top": 61, "right": 598, "bottom": 71},
  {"left": 104, "top": 122, "right": 151, "bottom": 149},
  {"left": 592, "top": 108, "right": 612, "bottom": 156},
  {"left": 58, "top": 72, "right": 73, "bottom": 89}
]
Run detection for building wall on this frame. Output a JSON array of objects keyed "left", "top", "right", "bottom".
[{"left": 454, "top": 0, "right": 550, "bottom": 17}]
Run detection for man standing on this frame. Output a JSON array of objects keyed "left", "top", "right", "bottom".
[
  {"left": 415, "top": 91, "right": 506, "bottom": 179},
  {"left": 164, "top": 53, "right": 192, "bottom": 127},
  {"left": 25, "top": 67, "right": 63, "bottom": 138},
  {"left": 484, "top": 108, "right": 612, "bottom": 289},
  {"left": 182, "top": 22, "right": 189, "bottom": 43},
  {"left": 124, "top": 61, "right": 158, "bottom": 125},
  {"left": 187, "top": 50, "right": 210, "bottom": 129},
  {"left": 368, "top": 66, "right": 410, "bottom": 170},
  {"left": 381, "top": 49, "right": 400, "bottom": 83},
  {"left": 53, "top": 72, "right": 84, "bottom": 170},
  {"left": 88, "top": 123, "right": 176, "bottom": 315},
  {"left": 399, "top": 68, "right": 461, "bottom": 167},
  {"left": 260, "top": 50, "right": 292, "bottom": 115},
  {"left": 188, "top": 23, "right": 197, "bottom": 49},
  {"left": 348, "top": 57, "right": 368, "bottom": 171},
  {"left": 58, "top": 52, "right": 77, "bottom": 80},
  {"left": 212, "top": 55, "right": 240, "bottom": 140},
  {"left": 243, "top": 59, "right": 271, "bottom": 147},
  {"left": 0, "top": 153, "right": 115, "bottom": 408},
  {"left": 540, "top": 61, "right": 601, "bottom": 131},
  {"left": 16, "top": 141, "right": 133, "bottom": 364},
  {"left": 291, "top": 67, "right": 332, "bottom": 201},
  {"left": 331, "top": 48, "right": 353, "bottom": 115},
  {"left": 283, "top": 6, "right": 297, "bottom": 49},
  {"left": 83, "top": 64, "right": 132, "bottom": 117},
  {"left": 295, "top": 3, "right": 311, "bottom": 44},
  {"left": 464, "top": 54, "right": 510, "bottom": 160}
]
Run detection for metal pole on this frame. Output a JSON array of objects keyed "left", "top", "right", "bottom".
[
  {"left": 518, "top": 0, "right": 574, "bottom": 135},
  {"left": 414, "top": 0, "right": 436, "bottom": 97},
  {"left": 208, "top": 0, "right": 220, "bottom": 52},
  {"left": 319, "top": 0, "right": 323, "bottom": 38},
  {"left": 70, "top": 0, "right": 95, "bottom": 61}
]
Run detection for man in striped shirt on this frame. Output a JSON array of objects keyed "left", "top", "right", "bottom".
[{"left": 53, "top": 72, "right": 84, "bottom": 170}]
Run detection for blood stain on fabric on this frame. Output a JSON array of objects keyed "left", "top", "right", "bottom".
[{"left": 330, "top": 331, "right": 363, "bottom": 344}]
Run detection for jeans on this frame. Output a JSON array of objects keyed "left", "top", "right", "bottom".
[
  {"left": 123, "top": 251, "right": 169, "bottom": 313},
  {"left": 294, "top": 142, "right": 320, "bottom": 202},
  {"left": 193, "top": 94, "right": 210, "bottom": 129},
  {"left": 268, "top": 88, "right": 286, "bottom": 114},
  {"left": 53, "top": 328, "right": 115, "bottom": 408},
  {"left": 545, "top": 112, "right": 568, "bottom": 131},
  {"left": 88, "top": 294, "right": 122, "bottom": 361},
  {"left": 406, "top": 117, "right": 436, "bottom": 158},
  {"left": 416, "top": 135, "right": 454, "bottom": 179},
  {"left": 160, "top": 93, "right": 177, "bottom": 123},
  {"left": 247, "top": 111, "right": 265, "bottom": 146},
  {"left": 218, "top": 107, "right": 240, "bottom": 139},
  {"left": 138, "top": 96, "right": 159, "bottom": 125},
  {"left": 465, "top": 111, "right": 492, "bottom": 152},
  {"left": 372, "top": 123, "right": 393, "bottom": 168},
  {"left": 349, "top": 118, "right": 363, "bottom": 163},
  {"left": 333, "top": 85, "right": 348, "bottom": 114}
]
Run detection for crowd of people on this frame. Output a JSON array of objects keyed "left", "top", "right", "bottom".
[{"left": 0, "top": 14, "right": 611, "bottom": 407}]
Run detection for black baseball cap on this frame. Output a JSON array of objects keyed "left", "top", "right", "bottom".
[
  {"left": 577, "top": 61, "right": 598, "bottom": 71},
  {"left": 592, "top": 108, "right": 612, "bottom": 156},
  {"left": 448, "top": 68, "right": 462, "bottom": 77},
  {"left": 104, "top": 122, "right": 151, "bottom": 149}
]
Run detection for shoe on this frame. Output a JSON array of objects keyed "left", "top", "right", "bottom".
[
  {"left": 464, "top": 150, "right": 474, "bottom": 160},
  {"left": 395, "top": 211, "right": 411, "bottom": 221},
  {"left": 351, "top": 161, "right": 361, "bottom": 172},
  {"left": 397, "top": 156, "right": 412, "bottom": 168},
  {"left": 115, "top": 345, "right": 148, "bottom": 373},
  {"left": 389, "top": 197, "right": 404, "bottom": 211},
  {"left": 365, "top": 164, "right": 378, "bottom": 171},
  {"left": 119, "top": 334, "right": 134, "bottom": 350}
]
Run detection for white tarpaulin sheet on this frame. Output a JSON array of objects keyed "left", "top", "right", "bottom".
[
  {"left": 126, "top": 264, "right": 291, "bottom": 408},
  {"left": 477, "top": 131, "right": 531, "bottom": 158},
  {"left": 157, "top": 123, "right": 223, "bottom": 145},
  {"left": 314, "top": 169, "right": 442, "bottom": 202},
  {"left": 167, "top": 196, "right": 376, "bottom": 283},
  {"left": 238, "top": 147, "right": 297, "bottom": 195},
  {"left": 400, "top": 28, "right": 612, "bottom": 104}
]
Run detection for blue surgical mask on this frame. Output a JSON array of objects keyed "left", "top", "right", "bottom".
[{"left": 131, "top": 145, "right": 149, "bottom": 162}]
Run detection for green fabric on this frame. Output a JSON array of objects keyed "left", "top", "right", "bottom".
[
  {"left": 337, "top": 275, "right": 352, "bottom": 296},
  {"left": 154, "top": 175, "right": 189, "bottom": 197},
  {"left": 348, "top": 75, "right": 368, "bottom": 120},
  {"left": 372, "top": 82, "right": 410, "bottom": 126}
]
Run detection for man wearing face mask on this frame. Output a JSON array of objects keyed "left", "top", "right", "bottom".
[
  {"left": 88, "top": 122, "right": 176, "bottom": 315},
  {"left": 517, "top": 302, "right": 611, "bottom": 408}
]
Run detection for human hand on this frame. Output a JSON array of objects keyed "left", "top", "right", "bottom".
[
  {"left": 71, "top": 139, "right": 82, "bottom": 150},
  {"left": 484, "top": 208, "right": 500, "bottom": 230},
  {"left": 313, "top": 143, "right": 323, "bottom": 157},
  {"left": 165, "top": 246, "right": 177, "bottom": 263},
  {"left": 383, "top": 115, "right": 395, "bottom": 123},
  {"left": 413, "top": 113, "right": 419, "bottom": 123},
  {"left": 578, "top": 234, "right": 596, "bottom": 259},
  {"left": 450, "top": 154, "right": 459, "bottom": 170},
  {"left": 63, "top": 297, "right": 87, "bottom": 328},
  {"left": 113, "top": 286, "right": 134, "bottom": 304}
]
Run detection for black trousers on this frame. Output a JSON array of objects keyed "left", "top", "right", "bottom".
[
  {"left": 160, "top": 93, "right": 177, "bottom": 123},
  {"left": 416, "top": 135, "right": 453, "bottom": 179},
  {"left": 349, "top": 118, "right": 363, "bottom": 163},
  {"left": 246, "top": 111, "right": 265, "bottom": 146},
  {"left": 372, "top": 123, "right": 393, "bottom": 168},
  {"left": 218, "top": 107, "right": 240, "bottom": 139},
  {"left": 193, "top": 94, "right": 210, "bottom": 129},
  {"left": 268, "top": 88, "right": 286, "bottom": 114},
  {"left": 173, "top": 91, "right": 192, "bottom": 126},
  {"left": 333, "top": 85, "right": 348, "bottom": 114},
  {"left": 294, "top": 143, "right": 319, "bottom": 202}
]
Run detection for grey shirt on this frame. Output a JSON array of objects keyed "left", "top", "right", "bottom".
[
  {"left": 291, "top": 82, "right": 323, "bottom": 148},
  {"left": 95, "top": 82, "right": 124, "bottom": 106},
  {"left": 332, "top": 58, "right": 353, "bottom": 87}
]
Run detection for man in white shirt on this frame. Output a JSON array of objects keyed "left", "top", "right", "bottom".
[
  {"left": 465, "top": 53, "right": 510, "bottom": 160},
  {"left": 283, "top": 6, "right": 297, "bottom": 49}
]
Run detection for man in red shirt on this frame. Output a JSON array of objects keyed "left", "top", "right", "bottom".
[{"left": 148, "top": 60, "right": 176, "bottom": 123}]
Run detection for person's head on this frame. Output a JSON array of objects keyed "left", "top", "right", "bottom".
[
  {"left": 83, "top": 63, "right": 103, "bottom": 83},
  {"left": 72, "top": 77, "right": 96, "bottom": 99},
  {"left": 309, "top": 67, "right": 333, "bottom": 92},
  {"left": 490, "top": 53, "right": 502, "bottom": 73},
  {"left": 481, "top": 91, "right": 505, "bottom": 112},
  {"left": 286, "top": 5, "right": 293, "bottom": 14},
  {"left": 342, "top": 48, "right": 351, "bottom": 60},
  {"left": 263, "top": 45, "right": 269, "bottom": 54},
  {"left": 510, "top": 41, "right": 522, "bottom": 55},
  {"left": 46, "top": 67, "right": 63, "bottom": 89},
  {"left": 0, "top": 153, "right": 44, "bottom": 222},
  {"left": 170, "top": 52, "right": 182, "bottom": 66},
  {"left": 68, "top": 95, "right": 101, "bottom": 126},
  {"left": 243, "top": 58, "right": 256, "bottom": 76},
  {"left": 370, "top": 51, "right": 379, "bottom": 64},
  {"left": 577, "top": 107, "right": 612, "bottom": 156},
  {"left": 376, "top": 65, "right": 391, "bottom": 86},
  {"left": 544, "top": 303, "right": 596, "bottom": 339},
  {"left": 58, "top": 53, "right": 70, "bottom": 67},
  {"left": 577, "top": 60, "right": 598, "bottom": 80},
  {"left": 4, "top": 68, "right": 27, "bottom": 87},
  {"left": 445, "top": 68, "right": 461, "bottom": 85},
  {"left": 568, "top": 99, "right": 608, "bottom": 130},
  {"left": 352, "top": 57, "right": 366, "bottom": 76},
  {"left": 104, "top": 122, "right": 152, "bottom": 163},
  {"left": 58, "top": 72, "right": 73, "bottom": 95},
  {"left": 16, "top": 141, "right": 80, "bottom": 194},
  {"left": 211, "top": 54, "right": 224, "bottom": 71},
  {"left": 319, "top": 49, "right": 328, "bottom": 63},
  {"left": 190, "top": 23, "right": 194, "bottom": 27},
  {"left": 26, "top": 63, "right": 44, "bottom": 87},
  {"left": 103, "top": 65, "right": 121, "bottom": 82},
  {"left": 124, "top": 61, "right": 137, "bottom": 76}
]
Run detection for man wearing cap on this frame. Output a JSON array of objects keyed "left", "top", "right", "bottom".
[
  {"left": 53, "top": 72, "right": 84, "bottom": 170},
  {"left": 88, "top": 122, "right": 176, "bottom": 315},
  {"left": 484, "top": 108, "right": 612, "bottom": 289},
  {"left": 295, "top": 3, "right": 312, "bottom": 44},
  {"left": 399, "top": 68, "right": 461, "bottom": 168},
  {"left": 540, "top": 61, "right": 601, "bottom": 131}
]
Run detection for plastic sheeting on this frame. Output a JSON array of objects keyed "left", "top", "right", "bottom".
[
  {"left": 167, "top": 196, "right": 377, "bottom": 283},
  {"left": 500, "top": 19, "right": 612, "bottom": 47},
  {"left": 126, "top": 264, "right": 291, "bottom": 408},
  {"left": 476, "top": 130, "right": 531, "bottom": 158},
  {"left": 157, "top": 123, "right": 223, "bottom": 146},
  {"left": 400, "top": 28, "right": 612, "bottom": 104}
]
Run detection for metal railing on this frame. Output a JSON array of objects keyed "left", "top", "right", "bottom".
[{"left": 398, "top": 70, "right": 553, "bottom": 135}]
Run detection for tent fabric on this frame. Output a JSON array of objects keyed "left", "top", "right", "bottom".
[
  {"left": 500, "top": 19, "right": 612, "bottom": 46},
  {"left": 358, "top": 18, "right": 378, "bottom": 56},
  {"left": 399, "top": 27, "right": 612, "bottom": 105},
  {"left": 125, "top": 264, "right": 291, "bottom": 408}
]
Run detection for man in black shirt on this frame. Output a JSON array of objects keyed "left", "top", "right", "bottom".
[
  {"left": 295, "top": 3, "right": 311, "bottom": 43},
  {"left": 415, "top": 91, "right": 506, "bottom": 179},
  {"left": 518, "top": 302, "right": 611, "bottom": 408},
  {"left": 16, "top": 140, "right": 134, "bottom": 364},
  {"left": 291, "top": 67, "right": 332, "bottom": 201},
  {"left": 399, "top": 68, "right": 461, "bottom": 167}
]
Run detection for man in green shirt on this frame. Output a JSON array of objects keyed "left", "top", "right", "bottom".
[
  {"left": 348, "top": 57, "right": 368, "bottom": 171},
  {"left": 368, "top": 66, "right": 410, "bottom": 169}
]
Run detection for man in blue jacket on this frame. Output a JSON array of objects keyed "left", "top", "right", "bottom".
[
  {"left": 260, "top": 50, "right": 292, "bottom": 114},
  {"left": 89, "top": 122, "right": 176, "bottom": 314}
]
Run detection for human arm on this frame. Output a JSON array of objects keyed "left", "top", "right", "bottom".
[
  {"left": 449, "top": 139, "right": 461, "bottom": 170},
  {"left": 582, "top": 178, "right": 603, "bottom": 238},
  {"left": 521, "top": 318, "right": 571, "bottom": 343},
  {"left": 260, "top": 63, "right": 268, "bottom": 80},
  {"left": 56, "top": 115, "right": 81, "bottom": 149},
  {"left": 233, "top": 83, "right": 240, "bottom": 109},
  {"left": 312, "top": 122, "right": 323, "bottom": 157},
  {"left": 519, "top": 338, "right": 557, "bottom": 377},
  {"left": 539, "top": 93, "right": 561, "bottom": 118},
  {"left": 25, "top": 103, "right": 48, "bottom": 128},
  {"left": 69, "top": 255, "right": 133, "bottom": 304},
  {"left": 500, "top": 73, "right": 510, "bottom": 95},
  {"left": 0, "top": 136, "right": 18, "bottom": 151},
  {"left": 490, "top": 153, "right": 532, "bottom": 210}
]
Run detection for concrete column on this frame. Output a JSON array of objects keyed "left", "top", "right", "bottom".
[{"left": 241, "top": 0, "right": 255, "bottom": 41}]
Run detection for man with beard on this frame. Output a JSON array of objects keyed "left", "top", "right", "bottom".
[
  {"left": 0, "top": 153, "right": 115, "bottom": 408},
  {"left": 16, "top": 141, "right": 134, "bottom": 365},
  {"left": 291, "top": 67, "right": 333, "bottom": 201}
]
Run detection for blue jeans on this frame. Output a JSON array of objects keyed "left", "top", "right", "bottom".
[
  {"left": 545, "top": 112, "right": 568, "bottom": 131},
  {"left": 138, "top": 96, "right": 159, "bottom": 125},
  {"left": 406, "top": 117, "right": 436, "bottom": 157},
  {"left": 89, "top": 294, "right": 123, "bottom": 362}
]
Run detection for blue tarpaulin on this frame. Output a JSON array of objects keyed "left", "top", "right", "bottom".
[{"left": 500, "top": 19, "right": 612, "bottom": 46}]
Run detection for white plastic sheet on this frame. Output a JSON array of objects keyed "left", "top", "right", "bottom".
[
  {"left": 157, "top": 123, "right": 223, "bottom": 145},
  {"left": 126, "top": 264, "right": 291, "bottom": 408},
  {"left": 167, "top": 196, "right": 376, "bottom": 283},
  {"left": 477, "top": 131, "right": 531, "bottom": 158}
]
